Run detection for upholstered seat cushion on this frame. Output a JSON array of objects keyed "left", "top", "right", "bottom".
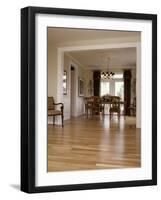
[{"left": 48, "top": 110, "right": 62, "bottom": 116}]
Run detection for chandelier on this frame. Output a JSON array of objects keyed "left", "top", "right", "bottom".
[{"left": 101, "top": 57, "right": 115, "bottom": 79}]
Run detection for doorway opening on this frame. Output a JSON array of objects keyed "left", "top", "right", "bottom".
[{"left": 70, "top": 65, "right": 75, "bottom": 118}]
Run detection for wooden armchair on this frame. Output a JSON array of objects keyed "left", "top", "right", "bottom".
[
  {"left": 109, "top": 96, "right": 121, "bottom": 120},
  {"left": 84, "top": 96, "right": 104, "bottom": 117},
  {"left": 102, "top": 94, "right": 111, "bottom": 103},
  {"left": 92, "top": 96, "right": 105, "bottom": 115},
  {"left": 84, "top": 97, "right": 93, "bottom": 117},
  {"left": 48, "top": 97, "right": 64, "bottom": 127}
]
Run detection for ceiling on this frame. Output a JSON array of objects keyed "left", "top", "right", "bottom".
[
  {"left": 48, "top": 28, "right": 139, "bottom": 71},
  {"left": 68, "top": 47, "right": 136, "bottom": 71},
  {"left": 48, "top": 27, "right": 140, "bottom": 45}
]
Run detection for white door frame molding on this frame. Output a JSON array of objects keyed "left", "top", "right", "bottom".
[
  {"left": 57, "top": 41, "right": 141, "bottom": 128},
  {"left": 68, "top": 61, "right": 78, "bottom": 118}
]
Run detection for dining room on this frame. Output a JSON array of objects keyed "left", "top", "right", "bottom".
[{"left": 47, "top": 27, "right": 141, "bottom": 172}]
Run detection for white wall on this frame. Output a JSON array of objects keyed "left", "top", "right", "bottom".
[
  {"left": 131, "top": 68, "right": 136, "bottom": 103},
  {"left": 48, "top": 44, "right": 58, "bottom": 97},
  {"left": 1, "top": 1, "right": 160, "bottom": 200},
  {"left": 47, "top": 43, "right": 59, "bottom": 124},
  {"left": 63, "top": 54, "right": 93, "bottom": 120},
  {"left": 136, "top": 43, "right": 141, "bottom": 128},
  {"left": 84, "top": 70, "right": 93, "bottom": 97},
  {"left": 48, "top": 29, "right": 140, "bottom": 103},
  {"left": 57, "top": 35, "right": 140, "bottom": 47},
  {"left": 48, "top": 35, "right": 140, "bottom": 124}
]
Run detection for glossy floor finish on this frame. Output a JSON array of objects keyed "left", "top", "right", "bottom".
[{"left": 48, "top": 115, "right": 141, "bottom": 172}]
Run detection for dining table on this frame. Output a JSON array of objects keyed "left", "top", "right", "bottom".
[{"left": 102, "top": 100, "right": 126, "bottom": 115}]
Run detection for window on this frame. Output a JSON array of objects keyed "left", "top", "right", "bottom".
[
  {"left": 113, "top": 73, "right": 123, "bottom": 79},
  {"left": 100, "top": 81, "right": 109, "bottom": 96},
  {"left": 115, "top": 81, "right": 124, "bottom": 100},
  {"left": 100, "top": 73, "right": 124, "bottom": 99}
]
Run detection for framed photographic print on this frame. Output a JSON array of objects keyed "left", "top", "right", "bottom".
[
  {"left": 21, "top": 6, "right": 157, "bottom": 193},
  {"left": 63, "top": 71, "right": 67, "bottom": 95},
  {"left": 78, "top": 78, "right": 84, "bottom": 96}
]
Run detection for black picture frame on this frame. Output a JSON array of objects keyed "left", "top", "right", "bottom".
[{"left": 21, "top": 6, "right": 157, "bottom": 193}]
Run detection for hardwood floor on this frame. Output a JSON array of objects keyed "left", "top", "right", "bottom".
[{"left": 48, "top": 115, "right": 141, "bottom": 172}]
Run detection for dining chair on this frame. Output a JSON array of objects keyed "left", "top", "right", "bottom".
[
  {"left": 84, "top": 97, "right": 94, "bottom": 117},
  {"left": 92, "top": 96, "right": 105, "bottom": 115},
  {"left": 48, "top": 97, "right": 64, "bottom": 127},
  {"left": 109, "top": 96, "right": 121, "bottom": 120}
]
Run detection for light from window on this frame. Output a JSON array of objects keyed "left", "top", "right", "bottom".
[
  {"left": 113, "top": 73, "right": 123, "bottom": 79},
  {"left": 115, "top": 82, "right": 124, "bottom": 100},
  {"left": 101, "top": 81, "right": 109, "bottom": 96}
]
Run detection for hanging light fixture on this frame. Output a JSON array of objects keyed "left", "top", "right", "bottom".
[{"left": 101, "top": 56, "right": 115, "bottom": 79}]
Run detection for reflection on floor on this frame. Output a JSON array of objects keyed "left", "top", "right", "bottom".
[{"left": 48, "top": 115, "right": 141, "bottom": 172}]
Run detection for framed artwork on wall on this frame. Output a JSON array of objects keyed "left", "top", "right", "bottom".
[
  {"left": 63, "top": 71, "right": 67, "bottom": 95},
  {"left": 78, "top": 78, "right": 84, "bottom": 97},
  {"left": 21, "top": 6, "right": 157, "bottom": 193}
]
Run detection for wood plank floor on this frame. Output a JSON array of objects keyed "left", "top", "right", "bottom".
[{"left": 48, "top": 115, "right": 141, "bottom": 172}]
